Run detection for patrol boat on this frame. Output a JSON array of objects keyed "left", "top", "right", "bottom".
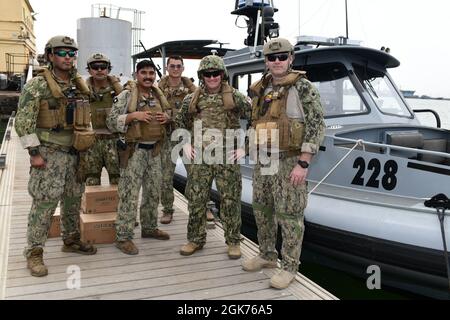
[{"left": 164, "top": 1, "right": 450, "bottom": 298}]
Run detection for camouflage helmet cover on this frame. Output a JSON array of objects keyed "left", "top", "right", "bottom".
[
  {"left": 263, "top": 38, "right": 294, "bottom": 56},
  {"left": 45, "top": 35, "right": 78, "bottom": 53},
  {"left": 197, "top": 55, "right": 228, "bottom": 79},
  {"left": 87, "top": 53, "right": 111, "bottom": 66}
]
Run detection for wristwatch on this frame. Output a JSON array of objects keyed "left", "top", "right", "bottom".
[
  {"left": 297, "top": 160, "right": 309, "bottom": 169},
  {"left": 28, "top": 147, "right": 40, "bottom": 157}
]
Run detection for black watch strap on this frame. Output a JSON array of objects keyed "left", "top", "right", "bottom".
[
  {"left": 28, "top": 147, "right": 40, "bottom": 157},
  {"left": 297, "top": 160, "right": 309, "bottom": 169}
]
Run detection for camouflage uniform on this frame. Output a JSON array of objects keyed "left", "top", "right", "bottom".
[
  {"left": 158, "top": 76, "right": 196, "bottom": 215},
  {"left": 15, "top": 70, "right": 89, "bottom": 258},
  {"left": 252, "top": 76, "right": 325, "bottom": 273},
  {"left": 175, "top": 74, "right": 251, "bottom": 247},
  {"left": 106, "top": 82, "right": 166, "bottom": 241},
  {"left": 85, "top": 77, "right": 122, "bottom": 185}
]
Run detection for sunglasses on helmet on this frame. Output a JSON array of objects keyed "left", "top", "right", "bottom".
[
  {"left": 202, "top": 70, "right": 222, "bottom": 78},
  {"left": 53, "top": 50, "right": 77, "bottom": 58},
  {"left": 267, "top": 53, "right": 289, "bottom": 62}
]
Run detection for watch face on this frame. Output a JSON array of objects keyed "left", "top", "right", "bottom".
[{"left": 298, "top": 160, "right": 309, "bottom": 168}]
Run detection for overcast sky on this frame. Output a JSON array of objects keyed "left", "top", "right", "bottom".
[{"left": 30, "top": 0, "right": 450, "bottom": 98}]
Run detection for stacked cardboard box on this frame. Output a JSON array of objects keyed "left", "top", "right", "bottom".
[
  {"left": 80, "top": 185, "right": 119, "bottom": 244},
  {"left": 48, "top": 207, "right": 61, "bottom": 238}
]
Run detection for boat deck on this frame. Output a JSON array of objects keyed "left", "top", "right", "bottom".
[{"left": 0, "top": 119, "right": 337, "bottom": 300}]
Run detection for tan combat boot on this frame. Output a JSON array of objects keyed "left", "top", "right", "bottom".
[
  {"left": 141, "top": 228, "right": 170, "bottom": 240},
  {"left": 242, "top": 256, "right": 277, "bottom": 271},
  {"left": 27, "top": 247, "right": 48, "bottom": 277},
  {"left": 62, "top": 236, "right": 97, "bottom": 255},
  {"left": 180, "top": 242, "right": 203, "bottom": 256},
  {"left": 270, "top": 270, "right": 295, "bottom": 289},
  {"left": 228, "top": 244, "right": 241, "bottom": 259},
  {"left": 115, "top": 240, "right": 139, "bottom": 255},
  {"left": 160, "top": 213, "right": 173, "bottom": 224}
]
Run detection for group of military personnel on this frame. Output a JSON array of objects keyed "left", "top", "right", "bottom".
[{"left": 15, "top": 34, "right": 324, "bottom": 290}]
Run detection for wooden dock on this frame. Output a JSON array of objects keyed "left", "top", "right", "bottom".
[{"left": 0, "top": 119, "right": 337, "bottom": 300}]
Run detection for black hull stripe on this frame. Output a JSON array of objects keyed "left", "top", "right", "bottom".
[{"left": 407, "top": 162, "right": 450, "bottom": 176}]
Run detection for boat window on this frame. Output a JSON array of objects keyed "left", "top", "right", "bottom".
[
  {"left": 353, "top": 64, "right": 413, "bottom": 118},
  {"left": 233, "top": 72, "right": 264, "bottom": 97},
  {"left": 296, "top": 63, "right": 368, "bottom": 118}
]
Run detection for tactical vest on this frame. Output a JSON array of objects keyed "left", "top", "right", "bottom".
[
  {"left": 159, "top": 76, "right": 196, "bottom": 118},
  {"left": 35, "top": 69, "right": 92, "bottom": 148},
  {"left": 250, "top": 71, "right": 306, "bottom": 152},
  {"left": 88, "top": 76, "right": 123, "bottom": 130},
  {"left": 124, "top": 81, "right": 169, "bottom": 143}
]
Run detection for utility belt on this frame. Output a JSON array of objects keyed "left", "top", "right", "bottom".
[{"left": 264, "top": 150, "right": 301, "bottom": 160}]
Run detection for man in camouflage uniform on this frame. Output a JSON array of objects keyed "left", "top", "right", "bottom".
[
  {"left": 175, "top": 55, "right": 251, "bottom": 259},
  {"left": 15, "top": 35, "right": 97, "bottom": 277},
  {"left": 242, "top": 38, "right": 325, "bottom": 289},
  {"left": 85, "top": 53, "right": 122, "bottom": 185},
  {"left": 158, "top": 56, "right": 196, "bottom": 224},
  {"left": 107, "top": 60, "right": 171, "bottom": 255}
]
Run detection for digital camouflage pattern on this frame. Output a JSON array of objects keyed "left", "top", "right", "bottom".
[
  {"left": 251, "top": 74, "right": 325, "bottom": 273},
  {"left": 197, "top": 55, "right": 229, "bottom": 79},
  {"left": 15, "top": 71, "right": 87, "bottom": 258},
  {"left": 253, "top": 156, "right": 307, "bottom": 272},
  {"left": 85, "top": 138, "right": 120, "bottom": 185},
  {"left": 158, "top": 76, "right": 196, "bottom": 215},
  {"left": 25, "top": 146, "right": 84, "bottom": 257},
  {"left": 115, "top": 149, "right": 162, "bottom": 241},
  {"left": 85, "top": 80, "right": 121, "bottom": 186},
  {"left": 107, "top": 84, "right": 165, "bottom": 240},
  {"left": 175, "top": 85, "right": 251, "bottom": 246},
  {"left": 185, "top": 163, "right": 242, "bottom": 245}
]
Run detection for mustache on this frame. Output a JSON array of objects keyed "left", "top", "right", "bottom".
[{"left": 143, "top": 78, "right": 153, "bottom": 82}]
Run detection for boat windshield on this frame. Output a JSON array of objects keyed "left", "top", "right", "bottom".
[
  {"left": 353, "top": 64, "right": 413, "bottom": 118},
  {"left": 300, "top": 63, "right": 368, "bottom": 118}
]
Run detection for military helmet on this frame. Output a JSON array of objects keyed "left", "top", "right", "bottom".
[
  {"left": 263, "top": 38, "right": 294, "bottom": 56},
  {"left": 87, "top": 53, "right": 111, "bottom": 66},
  {"left": 45, "top": 35, "right": 78, "bottom": 54},
  {"left": 197, "top": 55, "right": 228, "bottom": 80}
]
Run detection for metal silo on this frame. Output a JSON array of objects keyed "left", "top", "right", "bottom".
[{"left": 76, "top": 17, "right": 132, "bottom": 77}]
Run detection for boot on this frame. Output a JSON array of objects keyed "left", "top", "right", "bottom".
[
  {"left": 180, "top": 242, "right": 203, "bottom": 256},
  {"left": 115, "top": 240, "right": 139, "bottom": 255},
  {"left": 62, "top": 236, "right": 97, "bottom": 255},
  {"left": 206, "top": 210, "right": 215, "bottom": 222},
  {"left": 27, "top": 247, "right": 48, "bottom": 277},
  {"left": 227, "top": 244, "right": 241, "bottom": 259},
  {"left": 141, "top": 228, "right": 170, "bottom": 240},
  {"left": 242, "top": 256, "right": 277, "bottom": 271},
  {"left": 160, "top": 213, "right": 173, "bottom": 224},
  {"left": 270, "top": 270, "right": 295, "bottom": 289}
]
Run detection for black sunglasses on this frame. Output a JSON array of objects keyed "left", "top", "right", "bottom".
[
  {"left": 54, "top": 50, "right": 77, "bottom": 58},
  {"left": 90, "top": 63, "right": 109, "bottom": 71},
  {"left": 267, "top": 53, "right": 289, "bottom": 62},
  {"left": 203, "top": 70, "right": 222, "bottom": 78},
  {"left": 168, "top": 64, "right": 183, "bottom": 69}
]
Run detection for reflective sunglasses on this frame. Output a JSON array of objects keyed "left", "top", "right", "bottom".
[
  {"left": 267, "top": 53, "right": 289, "bottom": 62},
  {"left": 53, "top": 50, "right": 77, "bottom": 58},
  {"left": 168, "top": 64, "right": 183, "bottom": 69},
  {"left": 203, "top": 70, "right": 222, "bottom": 78},
  {"left": 90, "top": 63, "right": 109, "bottom": 71}
]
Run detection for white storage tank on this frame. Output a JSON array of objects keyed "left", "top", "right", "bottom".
[{"left": 77, "top": 17, "right": 132, "bottom": 78}]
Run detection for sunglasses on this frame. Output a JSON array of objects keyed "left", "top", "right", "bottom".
[
  {"left": 203, "top": 70, "right": 222, "bottom": 78},
  {"left": 90, "top": 63, "right": 109, "bottom": 71},
  {"left": 54, "top": 50, "right": 77, "bottom": 58},
  {"left": 168, "top": 64, "right": 183, "bottom": 69},
  {"left": 267, "top": 53, "right": 289, "bottom": 62}
]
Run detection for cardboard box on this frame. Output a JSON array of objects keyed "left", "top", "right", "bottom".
[
  {"left": 48, "top": 208, "right": 61, "bottom": 238},
  {"left": 82, "top": 185, "right": 118, "bottom": 214},
  {"left": 80, "top": 212, "right": 117, "bottom": 244}
]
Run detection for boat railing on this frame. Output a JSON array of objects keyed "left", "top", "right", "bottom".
[
  {"left": 0, "top": 112, "right": 15, "bottom": 175},
  {"left": 331, "top": 136, "right": 450, "bottom": 161}
]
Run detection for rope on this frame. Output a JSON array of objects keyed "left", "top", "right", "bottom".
[{"left": 309, "top": 139, "right": 364, "bottom": 196}]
